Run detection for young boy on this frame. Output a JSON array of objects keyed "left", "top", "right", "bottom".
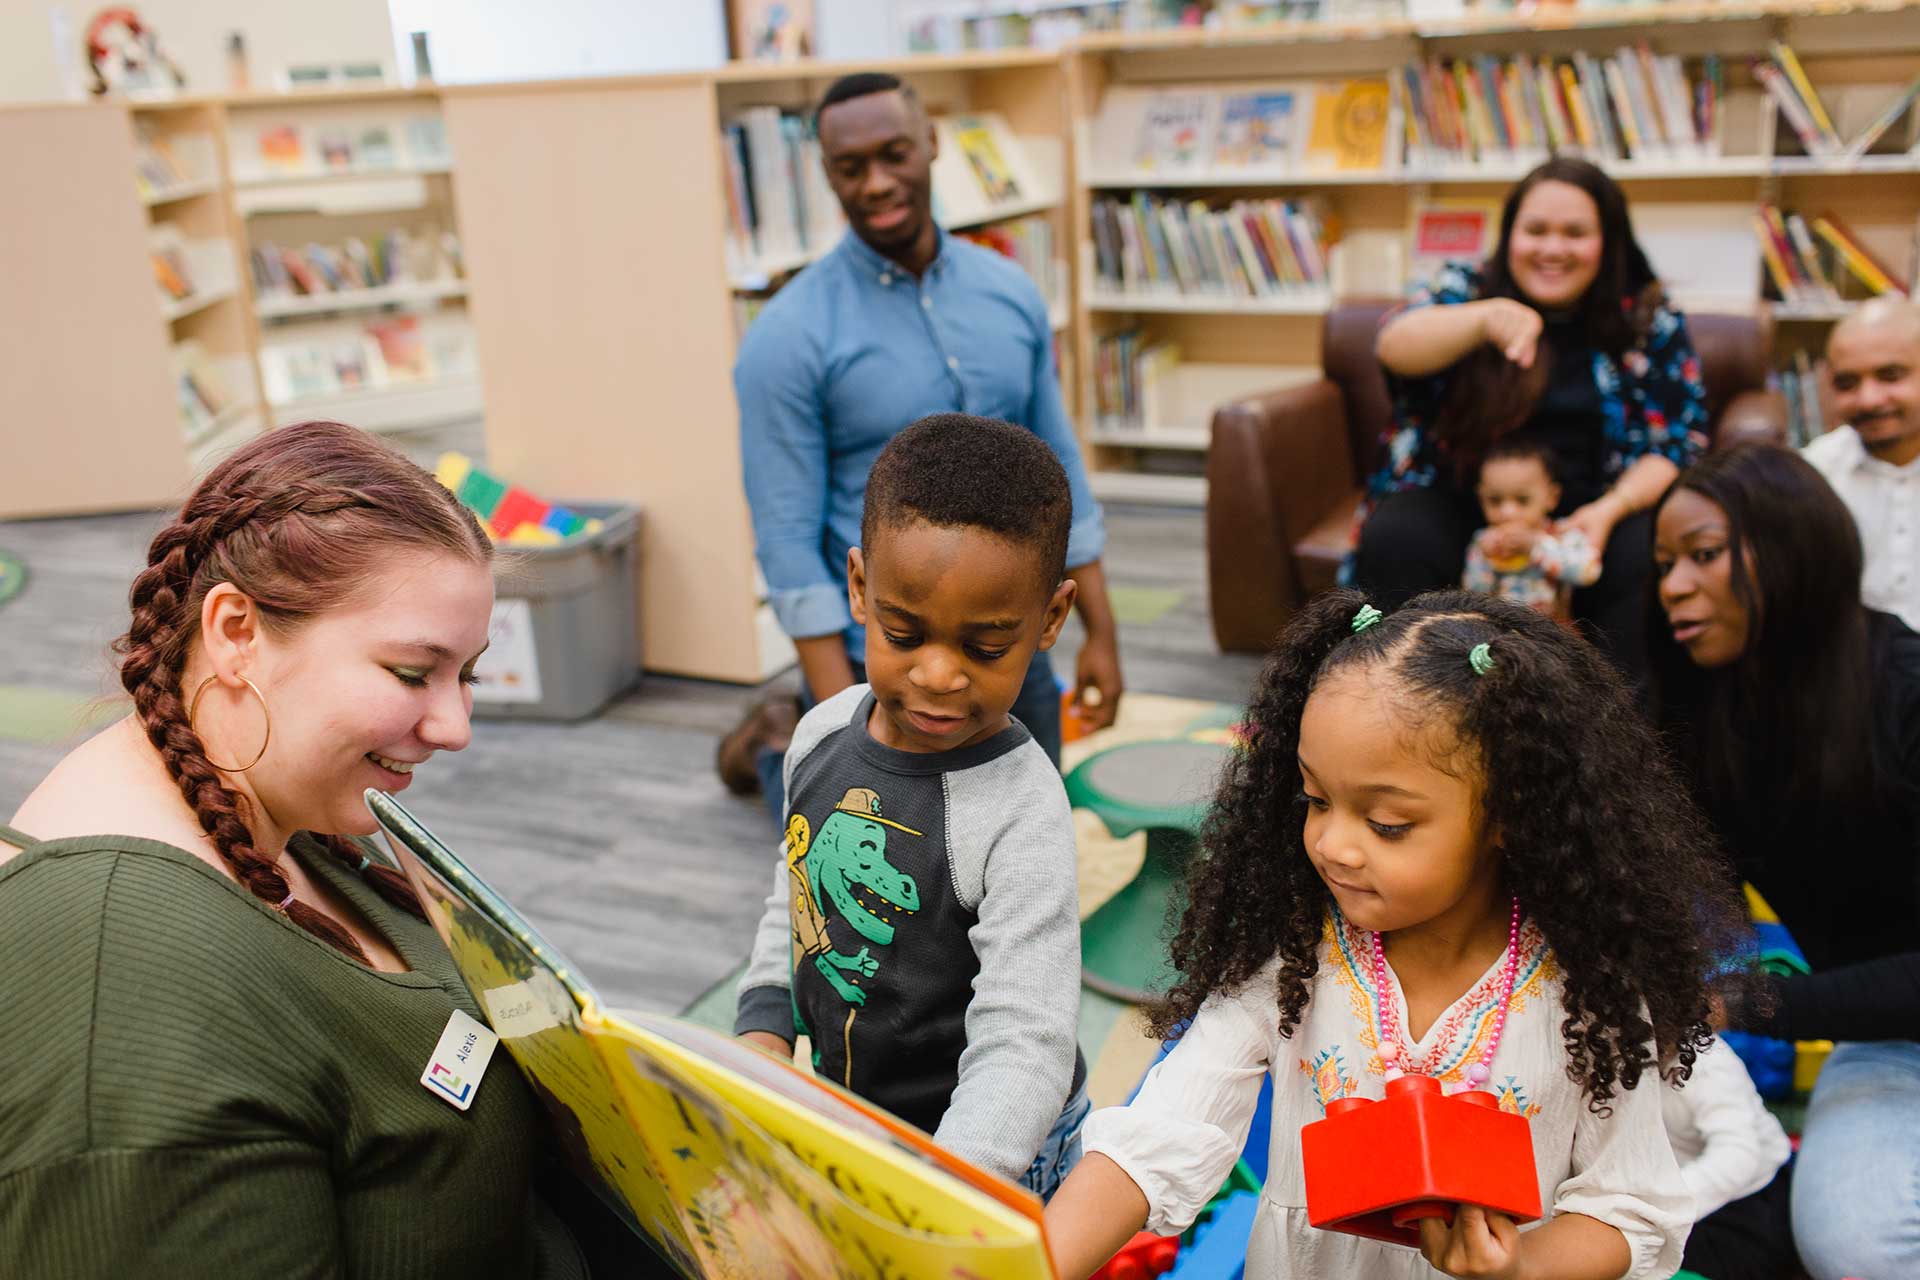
[
  {"left": 1462, "top": 440, "right": 1601, "bottom": 621},
  {"left": 733, "top": 413, "right": 1088, "bottom": 1197}
]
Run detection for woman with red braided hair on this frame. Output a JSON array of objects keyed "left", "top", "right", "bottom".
[{"left": 0, "top": 423, "right": 601, "bottom": 1275}]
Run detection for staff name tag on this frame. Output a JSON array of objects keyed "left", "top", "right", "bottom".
[{"left": 420, "top": 1009, "right": 499, "bottom": 1112}]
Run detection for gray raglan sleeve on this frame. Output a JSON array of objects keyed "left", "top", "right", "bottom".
[
  {"left": 732, "top": 685, "right": 872, "bottom": 1041},
  {"left": 733, "top": 852, "right": 795, "bottom": 1039},
  {"left": 935, "top": 741, "right": 1083, "bottom": 1180}
]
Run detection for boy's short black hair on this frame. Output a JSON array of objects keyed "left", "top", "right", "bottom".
[
  {"left": 862, "top": 414, "right": 1072, "bottom": 590},
  {"left": 1481, "top": 437, "right": 1558, "bottom": 485},
  {"left": 815, "top": 72, "right": 917, "bottom": 130}
]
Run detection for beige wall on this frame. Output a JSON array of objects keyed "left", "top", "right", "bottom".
[{"left": 1, "top": 0, "right": 396, "bottom": 104}]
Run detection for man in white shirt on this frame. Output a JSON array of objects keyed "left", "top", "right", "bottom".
[{"left": 1803, "top": 297, "right": 1920, "bottom": 630}]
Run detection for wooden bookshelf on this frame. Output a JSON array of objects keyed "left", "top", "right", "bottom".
[
  {"left": 1063, "top": 1, "right": 1920, "bottom": 502},
  {"left": 8, "top": 5, "right": 1916, "bottom": 668},
  {"left": 439, "top": 52, "right": 1077, "bottom": 683}
]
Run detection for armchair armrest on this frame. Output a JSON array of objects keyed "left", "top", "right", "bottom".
[
  {"left": 1207, "top": 379, "right": 1356, "bottom": 653},
  {"left": 1713, "top": 389, "right": 1789, "bottom": 450}
]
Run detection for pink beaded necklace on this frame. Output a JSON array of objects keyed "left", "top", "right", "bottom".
[{"left": 1371, "top": 896, "right": 1523, "bottom": 1093}]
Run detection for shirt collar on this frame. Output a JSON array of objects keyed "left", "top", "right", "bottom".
[
  {"left": 839, "top": 223, "right": 951, "bottom": 286},
  {"left": 1839, "top": 426, "right": 1920, "bottom": 475}
]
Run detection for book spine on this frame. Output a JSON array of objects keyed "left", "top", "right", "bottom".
[
  {"left": 1752, "top": 211, "right": 1799, "bottom": 300},
  {"left": 1771, "top": 41, "right": 1840, "bottom": 145},
  {"left": 1844, "top": 74, "right": 1920, "bottom": 160},
  {"left": 1813, "top": 215, "right": 1905, "bottom": 295},
  {"left": 1629, "top": 44, "right": 1670, "bottom": 145},
  {"left": 1785, "top": 213, "right": 1840, "bottom": 301},
  {"left": 1757, "top": 63, "right": 1835, "bottom": 157},
  {"left": 1604, "top": 60, "right": 1643, "bottom": 158}
]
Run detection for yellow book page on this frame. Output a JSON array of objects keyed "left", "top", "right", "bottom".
[
  {"left": 1306, "top": 79, "right": 1391, "bottom": 171},
  {"left": 437, "top": 905, "right": 700, "bottom": 1261},
  {"left": 588, "top": 1010, "right": 1055, "bottom": 1279}
]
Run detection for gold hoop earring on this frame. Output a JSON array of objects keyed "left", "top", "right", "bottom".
[{"left": 187, "top": 675, "right": 272, "bottom": 773}]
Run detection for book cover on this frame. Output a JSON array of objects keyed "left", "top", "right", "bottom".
[
  {"left": 1305, "top": 78, "right": 1392, "bottom": 171},
  {"left": 258, "top": 124, "right": 307, "bottom": 172},
  {"left": 1412, "top": 200, "right": 1497, "bottom": 270},
  {"left": 366, "top": 791, "right": 1054, "bottom": 1280},
  {"left": 1213, "top": 91, "right": 1299, "bottom": 168},
  {"left": 1134, "top": 92, "right": 1213, "bottom": 170},
  {"left": 368, "top": 314, "right": 431, "bottom": 379},
  {"left": 950, "top": 115, "right": 1021, "bottom": 203},
  {"left": 1785, "top": 213, "right": 1840, "bottom": 301},
  {"left": 358, "top": 125, "right": 397, "bottom": 170}
]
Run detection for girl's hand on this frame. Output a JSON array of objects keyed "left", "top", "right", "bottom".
[
  {"left": 1417, "top": 1204, "right": 1523, "bottom": 1279},
  {"left": 1477, "top": 299, "right": 1544, "bottom": 369}
]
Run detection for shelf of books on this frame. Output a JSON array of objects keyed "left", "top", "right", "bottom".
[
  {"left": 1064, "top": 4, "right": 1920, "bottom": 502},
  {"left": 134, "top": 102, "right": 271, "bottom": 476},
  {"left": 225, "top": 94, "right": 476, "bottom": 439}
]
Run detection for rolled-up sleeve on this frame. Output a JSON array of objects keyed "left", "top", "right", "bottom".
[
  {"left": 1020, "top": 292, "right": 1105, "bottom": 568},
  {"left": 1081, "top": 983, "right": 1271, "bottom": 1236},
  {"left": 1554, "top": 1068, "right": 1695, "bottom": 1278},
  {"left": 735, "top": 319, "right": 853, "bottom": 640}
]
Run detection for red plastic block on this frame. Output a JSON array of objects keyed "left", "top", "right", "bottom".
[
  {"left": 1090, "top": 1231, "right": 1180, "bottom": 1280},
  {"left": 1300, "top": 1074, "right": 1542, "bottom": 1247},
  {"left": 488, "top": 486, "right": 551, "bottom": 538}
]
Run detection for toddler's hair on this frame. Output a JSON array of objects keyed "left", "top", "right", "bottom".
[
  {"left": 1154, "top": 589, "right": 1751, "bottom": 1109},
  {"left": 1479, "top": 438, "right": 1559, "bottom": 486}
]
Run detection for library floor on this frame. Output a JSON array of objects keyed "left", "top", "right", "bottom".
[{"left": 0, "top": 495, "right": 1264, "bottom": 1025}]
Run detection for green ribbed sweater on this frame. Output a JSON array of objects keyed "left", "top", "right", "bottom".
[{"left": 0, "top": 826, "right": 589, "bottom": 1279}]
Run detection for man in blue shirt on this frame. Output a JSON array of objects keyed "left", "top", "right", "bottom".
[{"left": 719, "top": 72, "right": 1123, "bottom": 808}]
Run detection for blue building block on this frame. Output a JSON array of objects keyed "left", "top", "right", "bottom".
[{"left": 1167, "top": 1190, "right": 1258, "bottom": 1280}]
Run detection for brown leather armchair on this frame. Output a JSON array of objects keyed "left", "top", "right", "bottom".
[{"left": 1206, "top": 300, "right": 1786, "bottom": 653}]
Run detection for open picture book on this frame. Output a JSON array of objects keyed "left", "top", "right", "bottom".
[{"left": 366, "top": 790, "right": 1055, "bottom": 1280}]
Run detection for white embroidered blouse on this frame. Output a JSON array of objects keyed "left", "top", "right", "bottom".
[{"left": 1082, "top": 915, "right": 1693, "bottom": 1279}]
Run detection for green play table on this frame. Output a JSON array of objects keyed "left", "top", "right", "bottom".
[{"left": 1067, "top": 738, "right": 1232, "bottom": 1003}]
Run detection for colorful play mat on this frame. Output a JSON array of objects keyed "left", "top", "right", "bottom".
[{"left": 0, "top": 549, "right": 25, "bottom": 608}]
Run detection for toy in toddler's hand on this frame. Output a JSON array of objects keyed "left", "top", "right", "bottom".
[
  {"left": 1300, "top": 1074, "right": 1542, "bottom": 1247},
  {"left": 1462, "top": 442, "right": 1600, "bottom": 620}
]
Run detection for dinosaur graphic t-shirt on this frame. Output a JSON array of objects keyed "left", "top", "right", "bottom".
[{"left": 735, "top": 686, "right": 1084, "bottom": 1181}]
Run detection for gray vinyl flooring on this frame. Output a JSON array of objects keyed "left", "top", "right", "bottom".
[{"left": 0, "top": 487, "right": 1264, "bottom": 1014}]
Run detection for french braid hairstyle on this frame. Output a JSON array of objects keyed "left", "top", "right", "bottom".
[
  {"left": 1150, "top": 589, "right": 1754, "bottom": 1111},
  {"left": 112, "top": 421, "right": 491, "bottom": 962}
]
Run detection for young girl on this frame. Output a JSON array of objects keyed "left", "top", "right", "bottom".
[{"left": 1045, "top": 589, "right": 1750, "bottom": 1280}]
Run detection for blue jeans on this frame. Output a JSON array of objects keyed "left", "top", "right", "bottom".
[
  {"left": 1790, "top": 1039, "right": 1920, "bottom": 1280},
  {"left": 755, "top": 650, "right": 1062, "bottom": 823},
  {"left": 1019, "top": 1081, "right": 1090, "bottom": 1202}
]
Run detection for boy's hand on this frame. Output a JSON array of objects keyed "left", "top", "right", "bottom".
[
  {"left": 1417, "top": 1205, "right": 1523, "bottom": 1280},
  {"left": 739, "top": 1031, "right": 794, "bottom": 1060},
  {"left": 1480, "top": 524, "right": 1538, "bottom": 562}
]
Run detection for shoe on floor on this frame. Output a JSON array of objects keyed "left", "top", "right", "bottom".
[{"left": 715, "top": 693, "right": 801, "bottom": 796}]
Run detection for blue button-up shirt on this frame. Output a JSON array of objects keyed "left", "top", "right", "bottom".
[{"left": 735, "top": 226, "right": 1105, "bottom": 651}]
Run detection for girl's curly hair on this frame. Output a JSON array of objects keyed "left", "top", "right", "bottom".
[{"left": 1150, "top": 588, "right": 1752, "bottom": 1110}]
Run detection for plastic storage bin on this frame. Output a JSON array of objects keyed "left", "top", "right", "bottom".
[{"left": 470, "top": 503, "right": 641, "bottom": 720}]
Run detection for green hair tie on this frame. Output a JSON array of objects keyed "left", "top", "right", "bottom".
[
  {"left": 1351, "top": 604, "right": 1383, "bottom": 634},
  {"left": 1469, "top": 642, "right": 1495, "bottom": 676}
]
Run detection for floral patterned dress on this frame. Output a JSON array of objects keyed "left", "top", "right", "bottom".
[
  {"left": 1341, "top": 262, "right": 1711, "bottom": 583},
  {"left": 1082, "top": 913, "right": 1693, "bottom": 1279}
]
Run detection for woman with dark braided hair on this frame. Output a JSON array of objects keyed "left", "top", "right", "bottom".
[
  {"left": 0, "top": 423, "right": 595, "bottom": 1275},
  {"left": 1045, "top": 590, "right": 1752, "bottom": 1280}
]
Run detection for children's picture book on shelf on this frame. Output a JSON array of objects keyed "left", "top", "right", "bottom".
[
  {"left": 149, "top": 225, "right": 196, "bottom": 301},
  {"left": 363, "top": 790, "right": 1055, "bottom": 1280},
  {"left": 1304, "top": 78, "right": 1392, "bottom": 171},
  {"left": 1409, "top": 198, "right": 1499, "bottom": 284},
  {"left": 1212, "top": 91, "right": 1301, "bottom": 168},
  {"left": 357, "top": 124, "right": 399, "bottom": 170},
  {"left": 317, "top": 131, "right": 355, "bottom": 171},
  {"left": 406, "top": 116, "right": 451, "bottom": 166},
  {"left": 257, "top": 124, "right": 308, "bottom": 172},
  {"left": 1133, "top": 91, "right": 1214, "bottom": 171},
  {"left": 950, "top": 114, "right": 1021, "bottom": 203}
]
